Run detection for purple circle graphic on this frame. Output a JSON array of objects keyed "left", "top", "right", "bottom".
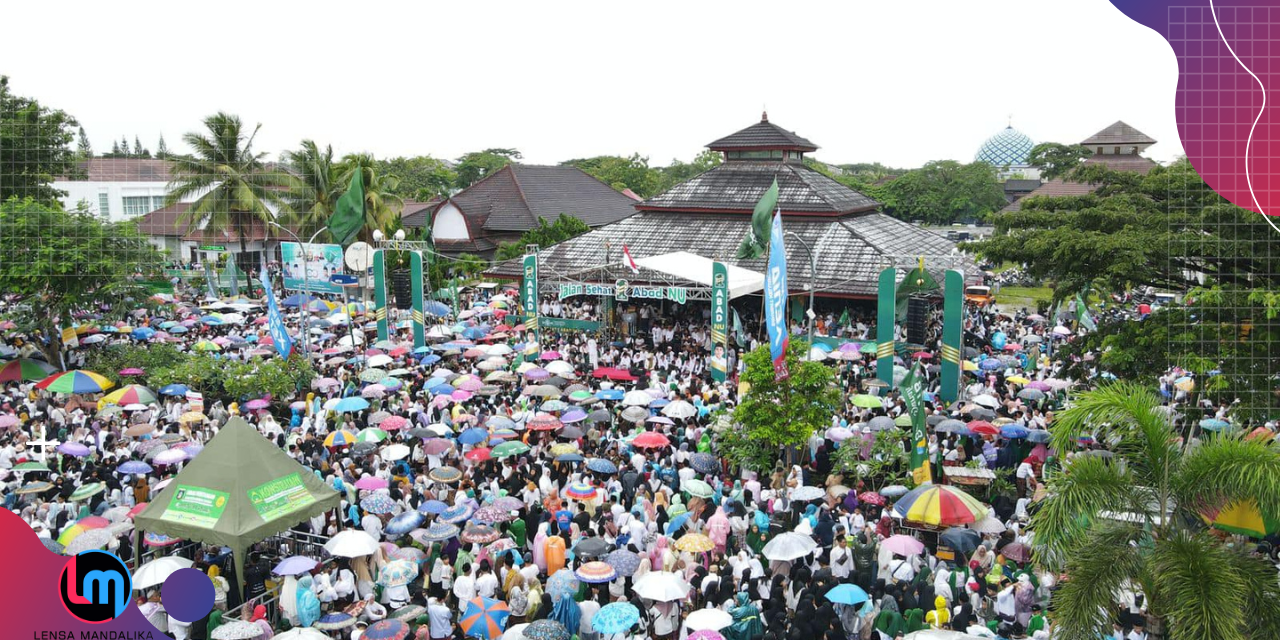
[{"left": 161, "top": 568, "right": 214, "bottom": 622}]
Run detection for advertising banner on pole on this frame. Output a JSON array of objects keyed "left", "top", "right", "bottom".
[
  {"left": 372, "top": 249, "right": 389, "bottom": 342},
  {"left": 902, "top": 363, "right": 932, "bottom": 486},
  {"left": 410, "top": 252, "right": 426, "bottom": 349},
  {"left": 940, "top": 269, "right": 964, "bottom": 404},
  {"left": 280, "top": 242, "right": 344, "bottom": 295},
  {"left": 765, "top": 211, "right": 789, "bottom": 381},
  {"left": 710, "top": 261, "right": 730, "bottom": 382},
  {"left": 877, "top": 267, "right": 897, "bottom": 390},
  {"left": 522, "top": 254, "right": 539, "bottom": 345}
]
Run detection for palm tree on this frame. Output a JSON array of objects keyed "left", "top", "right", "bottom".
[
  {"left": 335, "top": 153, "right": 403, "bottom": 242},
  {"left": 280, "top": 139, "right": 337, "bottom": 241},
  {"left": 1032, "top": 383, "right": 1280, "bottom": 640},
  {"left": 165, "top": 112, "right": 295, "bottom": 264}
]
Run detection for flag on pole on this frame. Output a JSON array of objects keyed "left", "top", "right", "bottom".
[
  {"left": 261, "top": 273, "right": 294, "bottom": 358},
  {"left": 737, "top": 178, "right": 780, "bottom": 259},
  {"left": 1077, "top": 291, "right": 1096, "bottom": 331},
  {"left": 329, "top": 169, "right": 365, "bottom": 246},
  {"left": 764, "top": 209, "right": 790, "bottom": 380},
  {"left": 622, "top": 245, "right": 640, "bottom": 274},
  {"left": 901, "top": 363, "right": 931, "bottom": 485},
  {"left": 732, "top": 309, "right": 746, "bottom": 348}
]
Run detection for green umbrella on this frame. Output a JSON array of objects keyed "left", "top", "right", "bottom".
[
  {"left": 358, "top": 428, "right": 390, "bottom": 443},
  {"left": 69, "top": 482, "right": 106, "bottom": 502},
  {"left": 850, "top": 394, "right": 883, "bottom": 409},
  {"left": 894, "top": 414, "right": 912, "bottom": 427},
  {"left": 492, "top": 441, "right": 530, "bottom": 459},
  {"left": 0, "top": 359, "right": 57, "bottom": 383},
  {"left": 683, "top": 479, "right": 714, "bottom": 499},
  {"left": 360, "top": 368, "right": 388, "bottom": 383},
  {"left": 13, "top": 461, "right": 50, "bottom": 472}
]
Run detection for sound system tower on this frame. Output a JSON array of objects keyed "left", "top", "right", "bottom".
[{"left": 907, "top": 295, "right": 929, "bottom": 346}]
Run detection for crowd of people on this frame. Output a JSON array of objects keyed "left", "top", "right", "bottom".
[{"left": 0, "top": 274, "right": 1254, "bottom": 640}]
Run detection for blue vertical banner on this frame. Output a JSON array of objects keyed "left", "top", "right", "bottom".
[
  {"left": 765, "top": 210, "right": 790, "bottom": 380},
  {"left": 261, "top": 273, "right": 294, "bottom": 358}
]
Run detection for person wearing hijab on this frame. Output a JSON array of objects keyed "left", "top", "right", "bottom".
[
  {"left": 296, "top": 574, "right": 321, "bottom": 628},
  {"left": 550, "top": 593, "right": 582, "bottom": 634},
  {"left": 205, "top": 609, "right": 224, "bottom": 639},
  {"left": 249, "top": 605, "right": 273, "bottom": 639},
  {"left": 924, "top": 595, "right": 950, "bottom": 630}
]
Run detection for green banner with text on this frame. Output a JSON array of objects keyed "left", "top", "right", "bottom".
[
  {"left": 248, "top": 473, "right": 316, "bottom": 523},
  {"left": 710, "top": 261, "right": 729, "bottom": 382}
]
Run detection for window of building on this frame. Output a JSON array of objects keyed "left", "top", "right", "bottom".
[
  {"left": 122, "top": 196, "right": 154, "bottom": 216},
  {"left": 152, "top": 195, "right": 166, "bottom": 210},
  {"left": 98, "top": 193, "right": 110, "bottom": 216}
]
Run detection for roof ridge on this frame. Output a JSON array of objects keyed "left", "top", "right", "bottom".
[{"left": 504, "top": 164, "right": 539, "bottom": 227}]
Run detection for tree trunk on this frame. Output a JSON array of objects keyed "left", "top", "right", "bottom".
[
  {"left": 1145, "top": 613, "right": 1167, "bottom": 640},
  {"left": 39, "top": 330, "right": 64, "bottom": 371}
]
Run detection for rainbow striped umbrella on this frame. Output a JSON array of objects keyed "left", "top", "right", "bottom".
[
  {"left": 35, "top": 370, "right": 113, "bottom": 394},
  {"left": 0, "top": 359, "right": 56, "bottom": 383},
  {"left": 324, "top": 430, "right": 358, "bottom": 447},
  {"left": 102, "top": 384, "right": 158, "bottom": 406},
  {"left": 1205, "top": 499, "right": 1279, "bottom": 538},
  {"left": 892, "top": 484, "right": 988, "bottom": 526},
  {"left": 460, "top": 596, "right": 509, "bottom": 639},
  {"left": 563, "top": 482, "right": 597, "bottom": 501}
]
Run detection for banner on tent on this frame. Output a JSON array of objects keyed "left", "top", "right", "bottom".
[
  {"left": 538, "top": 317, "right": 601, "bottom": 332},
  {"left": 248, "top": 473, "right": 316, "bottom": 522},
  {"left": 710, "top": 262, "right": 730, "bottom": 382},
  {"left": 280, "top": 242, "right": 344, "bottom": 294},
  {"left": 557, "top": 280, "right": 688, "bottom": 304},
  {"left": 160, "top": 484, "right": 229, "bottom": 529}
]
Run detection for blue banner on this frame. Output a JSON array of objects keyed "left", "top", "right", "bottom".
[
  {"left": 765, "top": 210, "right": 789, "bottom": 380},
  {"left": 261, "top": 274, "right": 295, "bottom": 358}
]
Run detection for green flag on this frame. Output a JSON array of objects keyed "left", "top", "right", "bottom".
[
  {"left": 736, "top": 178, "right": 779, "bottom": 259},
  {"left": 838, "top": 308, "right": 850, "bottom": 329},
  {"left": 732, "top": 309, "right": 746, "bottom": 348},
  {"left": 1077, "top": 291, "right": 1096, "bottom": 331},
  {"left": 329, "top": 170, "right": 365, "bottom": 246},
  {"left": 901, "top": 363, "right": 932, "bottom": 486}
]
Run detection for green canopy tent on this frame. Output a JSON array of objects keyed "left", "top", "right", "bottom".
[{"left": 134, "top": 418, "right": 340, "bottom": 597}]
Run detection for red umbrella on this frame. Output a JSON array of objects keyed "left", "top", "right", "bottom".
[
  {"left": 858, "top": 491, "right": 886, "bottom": 506},
  {"left": 967, "top": 421, "right": 999, "bottom": 436},
  {"left": 465, "top": 447, "right": 492, "bottom": 462},
  {"left": 527, "top": 413, "right": 563, "bottom": 431},
  {"left": 592, "top": 367, "right": 638, "bottom": 382},
  {"left": 632, "top": 431, "right": 670, "bottom": 449},
  {"left": 127, "top": 503, "right": 148, "bottom": 519}
]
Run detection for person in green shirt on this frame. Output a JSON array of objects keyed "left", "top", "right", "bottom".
[{"left": 507, "top": 516, "right": 527, "bottom": 548}]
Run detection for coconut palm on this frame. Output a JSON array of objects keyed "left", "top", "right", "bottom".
[
  {"left": 1033, "top": 383, "right": 1280, "bottom": 640},
  {"left": 280, "top": 139, "right": 337, "bottom": 240},
  {"left": 165, "top": 112, "right": 295, "bottom": 262},
  {"left": 335, "top": 153, "right": 403, "bottom": 242}
]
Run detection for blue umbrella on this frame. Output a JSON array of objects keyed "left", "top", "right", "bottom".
[
  {"left": 415, "top": 521, "right": 460, "bottom": 543},
  {"left": 592, "top": 602, "right": 640, "bottom": 634},
  {"left": 547, "top": 569, "right": 579, "bottom": 601},
  {"left": 585, "top": 458, "right": 617, "bottom": 474},
  {"left": 333, "top": 397, "right": 371, "bottom": 413},
  {"left": 131, "top": 327, "right": 156, "bottom": 340},
  {"left": 979, "top": 358, "right": 1003, "bottom": 371},
  {"left": 487, "top": 416, "right": 517, "bottom": 430},
  {"left": 825, "top": 583, "right": 870, "bottom": 606},
  {"left": 418, "top": 500, "right": 449, "bottom": 514},
  {"left": 595, "top": 389, "right": 624, "bottom": 401},
  {"left": 273, "top": 555, "right": 319, "bottom": 576},
  {"left": 385, "top": 510, "right": 425, "bottom": 536},
  {"left": 169, "top": 325, "right": 189, "bottom": 334},
  {"left": 459, "top": 428, "right": 489, "bottom": 445},
  {"left": 462, "top": 327, "right": 488, "bottom": 340},
  {"left": 689, "top": 453, "right": 719, "bottom": 475},
  {"left": 1200, "top": 418, "right": 1232, "bottom": 431},
  {"left": 413, "top": 346, "right": 431, "bottom": 354},
  {"left": 555, "top": 453, "right": 584, "bottom": 463},
  {"left": 648, "top": 398, "right": 670, "bottom": 408},
  {"left": 421, "top": 354, "right": 442, "bottom": 365},
  {"left": 440, "top": 504, "right": 473, "bottom": 524},
  {"left": 524, "top": 619, "right": 570, "bottom": 640},
  {"left": 117, "top": 460, "right": 153, "bottom": 475},
  {"left": 604, "top": 549, "right": 640, "bottom": 577},
  {"left": 1026, "top": 429, "right": 1052, "bottom": 444},
  {"left": 159, "top": 384, "right": 189, "bottom": 396},
  {"left": 665, "top": 511, "right": 692, "bottom": 536},
  {"left": 424, "top": 377, "right": 451, "bottom": 390},
  {"left": 281, "top": 293, "right": 316, "bottom": 308},
  {"left": 159, "top": 321, "right": 178, "bottom": 329},
  {"left": 200, "top": 316, "right": 223, "bottom": 326},
  {"left": 424, "top": 301, "right": 450, "bottom": 317},
  {"left": 1000, "top": 424, "right": 1030, "bottom": 439}
]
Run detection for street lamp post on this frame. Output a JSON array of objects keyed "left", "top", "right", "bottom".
[
  {"left": 785, "top": 232, "right": 817, "bottom": 349},
  {"left": 267, "top": 222, "right": 326, "bottom": 357}
]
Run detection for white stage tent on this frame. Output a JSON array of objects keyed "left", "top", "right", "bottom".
[{"left": 634, "top": 251, "right": 764, "bottom": 299}]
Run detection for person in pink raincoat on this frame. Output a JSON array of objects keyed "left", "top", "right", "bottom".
[{"left": 707, "top": 506, "right": 731, "bottom": 555}]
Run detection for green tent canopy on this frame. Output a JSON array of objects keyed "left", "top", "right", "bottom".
[{"left": 134, "top": 417, "right": 340, "bottom": 595}]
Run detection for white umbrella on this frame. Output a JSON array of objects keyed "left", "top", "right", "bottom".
[
  {"left": 790, "top": 486, "right": 825, "bottom": 502},
  {"left": 134, "top": 556, "right": 194, "bottom": 590},
  {"left": 212, "top": 620, "right": 263, "bottom": 640},
  {"left": 323, "top": 529, "right": 380, "bottom": 557},
  {"left": 338, "top": 333, "right": 365, "bottom": 346},
  {"left": 273, "top": 629, "right": 332, "bottom": 640},
  {"left": 971, "top": 394, "right": 1000, "bottom": 409},
  {"left": 968, "top": 516, "right": 1006, "bottom": 534},
  {"left": 684, "top": 607, "right": 733, "bottom": 631},
  {"left": 661, "top": 401, "right": 697, "bottom": 420},
  {"left": 381, "top": 444, "right": 411, "bottom": 461},
  {"left": 761, "top": 532, "right": 818, "bottom": 561},
  {"left": 622, "top": 390, "right": 653, "bottom": 407},
  {"left": 367, "top": 354, "right": 393, "bottom": 368},
  {"left": 806, "top": 347, "right": 828, "bottom": 361},
  {"left": 633, "top": 571, "right": 692, "bottom": 601},
  {"left": 500, "top": 623, "right": 530, "bottom": 640},
  {"left": 904, "top": 630, "right": 990, "bottom": 640},
  {"left": 488, "top": 344, "right": 513, "bottom": 356},
  {"left": 545, "top": 361, "right": 575, "bottom": 376}
]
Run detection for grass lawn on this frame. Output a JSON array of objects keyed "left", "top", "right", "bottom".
[{"left": 995, "top": 286, "right": 1054, "bottom": 313}]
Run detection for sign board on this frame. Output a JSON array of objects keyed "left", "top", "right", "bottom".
[
  {"left": 199, "top": 245, "right": 227, "bottom": 252},
  {"left": 160, "top": 484, "right": 229, "bottom": 529},
  {"left": 247, "top": 473, "right": 316, "bottom": 522},
  {"left": 280, "top": 242, "right": 344, "bottom": 295},
  {"left": 538, "top": 317, "right": 601, "bottom": 332},
  {"left": 329, "top": 274, "right": 360, "bottom": 287},
  {"left": 558, "top": 279, "right": 688, "bottom": 304}
]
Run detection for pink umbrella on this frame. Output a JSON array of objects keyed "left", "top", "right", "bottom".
[
  {"left": 245, "top": 399, "right": 270, "bottom": 411},
  {"left": 539, "top": 351, "right": 562, "bottom": 361},
  {"left": 826, "top": 427, "right": 853, "bottom": 442},
  {"left": 838, "top": 342, "right": 862, "bottom": 354},
  {"left": 451, "top": 390, "right": 473, "bottom": 402},
  {"left": 457, "top": 378, "right": 484, "bottom": 392},
  {"left": 0, "top": 415, "right": 20, "bottom": 428},
  {"left": 118, "top": 368, "right": 145, "bottom": 376},
  {"left": 313, "top": 378, "right": 340, "bottom": 390},
  {"left": 254, "top": 317, "right": 269, "bottom": 325},
  {"left": 423, "top": 438, "right": 454, "bottom": 455},
  {"left": 364, "top": 348, "right": 385, "bottom": 357},
  {"left": 362, "top": 385, "right": 387, "bottom": 398},
  {"left": 881, "top": 534, "right": 925, "bottom": 556},
  {"left": 1026, "top": 381, "right": 1051, "bottom": 391},
  {"left": 257, "top": 336, "right": 274, "bottom": 345},
  {"left": 431, "top": 396, "right": 452, "bottom": 409},
  {"left": 381, "top": 416, "right": 408, "bottom": 431},
  {"left": 152, "top": 449, "right": 189, "bottom": 466},
  {"left": 910, "top": 352, "right": 932, "bottom": 360},
  {"left": 355, "top": 476, "right": 388, "bottom": 491},
  {"left": 212, "top": 337, "right": 231, "bottom": 346}
]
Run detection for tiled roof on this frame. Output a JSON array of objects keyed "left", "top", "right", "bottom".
[
  {"left": 707, "top": 114, "right": 819, "bottom": 152},
  {"left": 435, "top": 238, "right": 498, "bottom": 253},
  {"left": 446, "top": 164, "right": 638, "bottom": 233},
  {"left": 134, "top": 202, "right": 190, "bottom": 237},
  {"left": 1080, "top": 121, "right": 1156, "bottom": 146},
  {"left": 180, "top": 219, "right": 285, "bottom": 243},
  {"left": 400, "top": 199, "right": 442, "bottom": 228},
  {"left": 488, "top": 211, "right": 976, "bottom": 298},
  {"left": 62, "top": 158, "right": 173, "bottom": 182},
  {"left": 638, "top": 160, "right": 879, "bottom": 215},
  {"left": 1000, "top": 154, "right": 1158, "bottom": 212}
]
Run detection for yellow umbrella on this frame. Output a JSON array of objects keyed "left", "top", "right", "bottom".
[
  {"left": 179, "top": 411, "right": 207, "bottom": 424},
  {"left": 1006, "top": 376, "right": 1030, "bottom": 385},
  {"left": 1205, "top": 499, "right": 1278, "bottom": 538},
  {"left": 673, "top": 533, "right": 716, "bottom": 553},
  {"left": 962, "top": 361, "right": 979, "bottom": 372}
]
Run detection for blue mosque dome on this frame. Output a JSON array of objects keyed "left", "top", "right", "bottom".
[{"left": 975, "top": 126, "right": 1034, "bottom": 167}]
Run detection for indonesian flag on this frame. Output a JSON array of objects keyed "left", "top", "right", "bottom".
[{"left": 622, "top": 245, "right": 640, "bottom": 274}]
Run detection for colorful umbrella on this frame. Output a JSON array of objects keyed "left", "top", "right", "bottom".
[
  {"left": 585, "top": 458, "right": 618, "bottom": 474},
  {"left": 474, "top": 506, "right": 514, "bottom": 524},
  {"left": 604, "top": 549, "right": 640, "bottom": 577},
  {"left": 35, "top": 370, "right": 113, "bottom": 394},
  {"left": 674, "top": 532, "right": 716, "bottom": 553},
  {"left": 313, "top": 612, "right": 357, "bottom": 630},
  {"left": 385, "top": 511, "right": 425, "bottom": 536},
  {"left": 547, "top": 569, "right": 580, "bottom": 601},
  {"left": 324, "top": 430, "right": 358, "bottom": 447},
  {"left": 363, "top": 620, "right": 410, "bottom": 640},
  {"left": 563, "top": 482, "right": 598, "bottom": 501},
  {"left": 378, "top": 559, "right": 420, "bottom": 587},
  {"left": 892, "top": 484, "right": 988, "bottom": 526},
  {"left": 523, "top": 620, "right": 569, "bottom": 640},
  {"left": 0, "top": 359, "right": 56, "bottom": 383},
  {"left": 1205, "top": 499, "right": 1278, "bottom": 538},
  {"left": 430, "top": 466, "right": 463, "bottom": 484},
  {"left": 1001, "top": 542, "right": 1033, "bottom": 563},
  {"left": 360, "top": 494, "right": 397, "bottom": 514},
  {"left": 574, "top": 560, "right": 617, "bottom": 583},
  {"left": 592, "top": 603, "right": 640, "bottom": 634},
  {"left": 492, "top": 441, "right": 530, "bottom": 459},
  {"left": 440, "top": 504, "right": 474, "bottom": 524},
  {"left": 413, "top": 521, "right": 460, "bottom": 543},
  {"left": 460, "top": 597, "right": 510, "bottom": 640},
  {"left": 69, "top": 482, "right": 105, "bottom": 501},
  {"left": 461, "top": 523, "right": 501, "bottom": 544}
]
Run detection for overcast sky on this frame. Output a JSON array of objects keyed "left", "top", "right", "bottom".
[{"left": 2, "top": 0, "right": 1183, "bottom": 169}]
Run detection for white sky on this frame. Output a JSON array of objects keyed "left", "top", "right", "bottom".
[{"left": 2, "top": 0, "right": 1184, "bottom": 169}]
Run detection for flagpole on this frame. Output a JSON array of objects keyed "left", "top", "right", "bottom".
[{"left": 268, "top": 222, "right": 325, "bottom": 357}]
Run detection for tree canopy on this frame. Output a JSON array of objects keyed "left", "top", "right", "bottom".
[
  {"left": 564, "top": 150, "right": 722, "bottom": 199},
  {"left": 494, "top": 214, "right": 591, "bottom": 261},
  {"left": 874, "top": 160, "right": 1006, "bottom": 224},
  {"left": 1027, "top": 142, "right": 1093, "bottom": 181},
  {"left": 455, "top": 148, "right": 521, "bottom": 189},
  {"left": 376, "top": 156, "right": 456, "bottom": 201},
  {"left": 0, "top": 76, "right": 80, "bottom": 205}
]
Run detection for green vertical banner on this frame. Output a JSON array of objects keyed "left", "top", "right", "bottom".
[
  {"left": 902, "top": 363, "right": 932, "bottom": 486},
  {"left": 449, "top": 277, "right": 460, "bottom": 318},
  {"left": 410, "top": 252, "right": 426, "bottom": 349},
  {"left": 876, "top": 267, "right": 897, "bottom": 390},
  {"left": 940, "top": 269, "right": 964, "bottom": 404},
  {"left": 224, "top": 260, "right": 240, "bottom": 297},
  {"left": 710, "top": 261, "right": 730, "bottom": 382},
  {"left": 522, "top": 254, "right": 539, "bottom": 345},
  {"left": 373, "top": 249, "right": 389, "bottom": 342}
]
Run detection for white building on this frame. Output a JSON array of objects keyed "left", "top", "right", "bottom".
[{"left": 52, "top": 158, "right": 193, "bottom": 222}]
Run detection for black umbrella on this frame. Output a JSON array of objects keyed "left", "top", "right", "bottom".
[
  {"left": 574, "top": 537, "right": 610, "bottom": 559},
  {"left": 585, "top": 409, "right": 612, "bottom": 423},
  {"left": 406, "top": 428, "right": 434, "bottom": 439},
  {"left": 939, "top": 527, "right": 982, "bottom": 556},
  {"left": 926, "top": 415, "right": 947, "bottom": 426},
  {"left": 559, "top": 426, "right": 585, "bottom": 439},
  {"left": 352, "top": 441, "right": 378, "bottom": 455}
]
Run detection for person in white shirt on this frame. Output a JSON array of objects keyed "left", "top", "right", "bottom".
[
  {"left": 474, "top": 564, "right": 499, "bottom": 599},
  {"left": 452, "top": 563, "right": 476, "bottom": 603},
  {"left": 829, "top": 533, "right": 852, "bottom": 579}
]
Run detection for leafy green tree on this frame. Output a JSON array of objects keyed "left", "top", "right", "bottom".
[
  {"left": 76, "top": 127, "right": 93, "bottom": 160},
  {"left": 221, "top": 355, "right": 316, "bottom": 401},
  {"left": 656, "top": 149, "right": 722, "bottom": 192},
  {"left": 120, "top": 135, "right": 131, "bottom": 157},
  {"left": 376, "top": 156, "right": 456, "bottom": 201},
  {"left": 109, "top": 140, "right": 122, "bottom": 157},
  {"left": 720, "top": 340, "right": 841, "bottom": 471},
  {"left": 876, "top": 160, "right": 1005, "bottom": 223},
  {"left": 0, "top": 76, "right": 80, "bottom": 204},
  {"left": 1027, "top": 142, "right": 1093, "bottom": 180},
  {"left": 1032, "top": 383, "right": 1280, "bottom": 640},
  {"left": 155, "top": 134, "right": 169, "bottom": 159},
  {"left": 455, "top": 148, "right": 521, "bottom": 189},
  {"left": 133, "top": 135, "right": 150, "bottom": 158},
  {"left": 281, "top": 140, "right": 338, "bottom": 240},
  {"left": 0, "top": 197, "right": 162, "bottom": 364},
  {"left": 563, "top": 153, "right": 664, "bottom": 198},
  {"left": 336, "top": 153, "right": 404, "bottom": 243},
  {"left": 494, "top": 214, "right": 591, "bottom": 261},
  {"left": 165, "top": 112, "right": 295, "bottom": 261}
]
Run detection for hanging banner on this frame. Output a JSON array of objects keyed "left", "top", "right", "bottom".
[
  {"left": 522, "top": 254, "right": 540, "bottom": 345},
  {"left": 160, "top": 484, "right": 230, "bottom": 529},
  {"left": 280, "top": 242, "right": 344, "bottom": 295},
  {"left": 261, "top": 272, "right": 294, "bottom": 358},
  {"left": 247, "top": 472, "right": 316, "bottom": 523},
  {"left": 710, "top": 261, "right": 730, "bottom": 382},
  {"left": 59, "top": 326, "right": 79, "bottom": 349},
  {"left": 203, "top": 262, "right": 219, "bottom": 299},
  {"left": 877, "top": 267, "right": 897, "bottom": 390},
  {"left": 1077, "top": 289, "right": 1096, "bottom": 331},
  {"left": 223, "top": 260, "right": 239, "bottom": 297},
  {"left": 902, "top": 363, "right": 932, "bottom": 486},
  {"left": 372, "top": 250, "right": 389, "bottom": 342},
  {"left": 765, "top": 210, "right": 789, "bottom": 380},
  {"left": 940, "top": 269, "right": 964, "bottom": 404},
  {"left": 410, "top": 252, "right": 426, "bottom": 349},
  {"left": 557, "top": 281, "right": 688, "bottom": 304}
]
